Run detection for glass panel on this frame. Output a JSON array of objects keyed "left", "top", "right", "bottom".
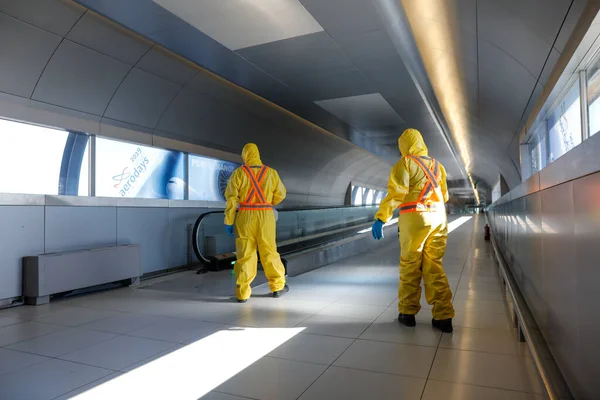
[
  {"left": 588, "top": 56, "right": 600, "bottom": 136},
  {"left": 546, "top": 81, "right": 582, "bottom": 164},
  {"left": 95, "top": 138, "right": 185, "bottom": 199},
  {"left": 351, "top": 186, "right": 363, "bottom": 206},
  {"left": 0, "top": 118, "right": 68, "bottom": 195},
  {"left": 188, "top": 155, "right": 239, "bottom": 201},
  {"left": 528, "top": 123, "right": 547, "bottom": 174}
]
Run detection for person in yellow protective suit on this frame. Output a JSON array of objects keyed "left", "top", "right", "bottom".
[
  {"left": 224, "top": 143, "right": 289, "bottom": 302},
  {"left": 372, "top": 128, "right": 455, "bottom": 333}
]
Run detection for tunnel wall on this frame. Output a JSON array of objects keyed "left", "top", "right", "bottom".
[
  {"left": 0, "top": 1, "right": 390, "bottom": 207},
  {"left": 0, "top": 195, "right": 222, "bottom": 302},
  {"left": 0, "top": 1, "right": 392, "bottom": 304},
  {"left": 488, "top": 131, "right": 600, "bottom": 399}
]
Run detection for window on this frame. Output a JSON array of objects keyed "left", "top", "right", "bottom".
[
  {"left": 351, "top": 186, "right": 363, "bottom": 206},
  {"left": 0, "top": 118, "right": 83, "bottom": 195},
  {"left": 375, "top": 191, "right": 385, "bottom": 205},
  {"left": 587, "top": 57, "right": 600, "bottom": 136},
  {"left": 188, "top": 154, "right": 239, "bottom": 201},
  {"left": 365, "top": 189, "right": 374, "bottom": 205},
  {"left": 528, "top": 124, "right": 547, "bottom": 175},
  {"left": 95, "top": 138, "right": 185, "bottom": 199},
  {"left": 546, "top": 81, "right": 582, "bottom": 164}
]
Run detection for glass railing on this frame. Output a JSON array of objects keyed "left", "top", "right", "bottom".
[{"left": 192, "top": 205, "right": 387, "bottom": 264}]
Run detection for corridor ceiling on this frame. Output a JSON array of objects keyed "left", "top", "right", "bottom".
[{"left": 76, "top": 0, "right": 586, "bottom": 199}]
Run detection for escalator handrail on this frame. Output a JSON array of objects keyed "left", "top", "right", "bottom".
[{"left": 192, "top": 205, "right": 377, "bottom": 263}]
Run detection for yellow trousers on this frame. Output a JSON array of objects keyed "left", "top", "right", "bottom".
[
  {"left": 398, "top": 209, "right": 455, "bottom": 320},
  {"left": 234, "top": 209, "right": 286, "bottom": 300}
]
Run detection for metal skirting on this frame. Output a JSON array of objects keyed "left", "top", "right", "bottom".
[
  {"left": 22, "top": 245, "right": 141, "bottom": 305},
  {"left": 487, "top": 216, "right": 572, "bottom": 400}
]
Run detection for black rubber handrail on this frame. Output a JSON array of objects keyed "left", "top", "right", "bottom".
[{"left": 192, "top": 206, "right": 377, "bottom": 263}]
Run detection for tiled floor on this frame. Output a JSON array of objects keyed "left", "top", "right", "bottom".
[{"left": 0, "top": 216, "right": 544, "bottom": 399}]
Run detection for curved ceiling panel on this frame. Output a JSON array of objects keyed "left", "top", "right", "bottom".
[
  {"left": 32, "top": 40, "right": 131, "bottom": 115},
  {"left": 104, "top": 67, "right": 181, "bottom": 128},
  {"left": 0, "top": 14, "right": 61, "bottom": 98}
]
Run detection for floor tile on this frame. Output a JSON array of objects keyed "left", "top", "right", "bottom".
[
  {"left": 200, "top": 393, "right": 254, "bottom": 400},
  {"left": 316, "top": 303, "right": 386, "bottom": 320},
  {"left": 334, "top": 339, "right": 436, "bottom": 378},
  {"left": 440, "top": 326, "right": 530, "bottom": 357},
  {"left": 0, "top": 321, "right": 66, "bottom": 347},
  {"left": 0, "top": 303, "right": 71, "bottom": 321},
  {"left": 120, "top": 344, "right": 184, "bottom": 372},
  {"left": 53, "top": 372, "right": 123, "bottom": 400},
  {"left": 128, "top": 318, "right": 226, "bottom": 344},
  {"left": 0, "top": 359, "right": 113, "bottom": 400},
  {"left": 232, "top": 308, "right": 311, "bottom": 328},
  {"left": 422, "top": 380, "right": 545, "bottom": 400},
  {"left": 0, "top": 317, "right": 22, "bottom": 328},
  {"left": 216, "top": 357, "right": 326, "bottom": 400},
  {"left": 452, "top": 299, "right": 513, "bottom": 315},
  {"left": 298, "top": 366, "right": 426, "bottom": 400},
  {"left": 60, "top": 335, "right": 177, "bottom": 371},
  {"left": 430, "top": 348, "right": 544, "bottom": 394},
  {"left": 453, "top": 310, "right": 514, "bottom": 331},
  {"left": 268, "top": 333, "right": 353, "bottom": 365},
  {"left": 7, "top": 328, "right": 116, "bottom": 357},
  {"left": 33, "top": 307, "right": 118, "bottom": 327},
  {"left": 78, "top": 313, "right": 169, "bottom": 334},
  {"left": 298, "top": 315, "right": 372, "bottom": 339},
  {"left": 454, "top": 289, "right": 508, "bottom": 302},
  {"left": 360, "top": 317, "right": 441, "bottom": 347},
  {"left": 174, "top": 302, "right": 254, "bottom": 324},
  {"left": 0, "top": 348, "right": 50, "bottom": 376}
]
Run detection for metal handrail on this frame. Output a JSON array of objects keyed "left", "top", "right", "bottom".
[
  {"left": 192, "top": 206, "right": 377, "bottom": 263},
  {"left": 486, "top": 215, "right": 570, "bottom": 400}
]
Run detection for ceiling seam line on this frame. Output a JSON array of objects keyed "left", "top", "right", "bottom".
[
  {"left": 29, "top": 10, "right": 89, "bottom": 100},
  {"left": 101, "top": 44, "right": 155, "bottom": 117},
  {"left": 506, "top": 0, "right": 575, "bottom": 151}
]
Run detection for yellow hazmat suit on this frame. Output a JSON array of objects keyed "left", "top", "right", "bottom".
[
  {"left": 225, "top": 143, "right": 287, "bottom": 300},
  {"left": 375, "top": 129, "right": 455, "bottom": 321}
]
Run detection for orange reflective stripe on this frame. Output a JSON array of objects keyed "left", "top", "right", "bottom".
[
  {"left": 398, "top": 156, "right": 443, "bottom": 214},
  {"left": 240, "top": 165, "right": 272, "bottom": 211}
]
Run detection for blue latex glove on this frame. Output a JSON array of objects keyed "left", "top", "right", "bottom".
[
  {"left": 372, "top": 219, "right": 384, "bottom": 240},
  {"left": 225, "top": 225, "right": 235, "bottom": 238}
]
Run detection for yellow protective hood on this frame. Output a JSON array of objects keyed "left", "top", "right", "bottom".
[
  {"left": 398, "top": 128, "right": 428, "bottom": 157},
  {"left": 242, "top": 143, "right": 262, "bottom": 165}
]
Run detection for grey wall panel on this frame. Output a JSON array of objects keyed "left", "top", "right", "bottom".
[
  {"left": 32, "top": 40, "right": 130, "bottom": 115},
  {"left": 104, "top": 68, "right": 180, "bottom": 128},
  {"left": 0, "top": 14, "right": 62, "bottom": 97},
  {"left": 45, "top": 206, "right": 117, "bottom": 253},
  {"left": 117, "top": 207, "right": 169, "bottom": 274},
  {"left": 66, "top": 12, "right": 152, "bottom": 65},
  {"left": 136, "top": 47, "right": 197, "bottom": 86},
  {"left": 0, "top": 0, "right": 85, "bottom": 36},
  {"left": 573, "top": 172, "right": 600, "bottom": 399},
  {"left": 540, "top": 182, "right": 577, "bottom": 367},
  {"left": 0, "top": 206, "right": 44, "bottom": 300}
]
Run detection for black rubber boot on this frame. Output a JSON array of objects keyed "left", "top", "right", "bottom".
[
  {"left": 273, "top": 285, "right": 290, "bottom": 298},
  {"left": 432, "top": 318, "right": 453, "bottom": 333},
  {"left": 397, "top": 314, "right": 416, "bottom": 327},
  {"left": 237, "top": 298, "right": 247, "bottom": 303}
]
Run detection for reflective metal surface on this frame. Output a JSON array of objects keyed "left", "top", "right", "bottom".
[{"left": 489, "top": 163, "right": 600, "bottom": 398}]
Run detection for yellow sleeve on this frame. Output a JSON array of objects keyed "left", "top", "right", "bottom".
[
  {"left": 375, "top": 158, "right": 410, "bottom": 222},
  {"left": 224, "top": 169, "right": 242, "bottom": 225},
  {"left": 272, "top": 169, "right": 286, "bottom": 206},
  {"left": 439, "top": 163, "right": 449, "bottom": 203}
]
